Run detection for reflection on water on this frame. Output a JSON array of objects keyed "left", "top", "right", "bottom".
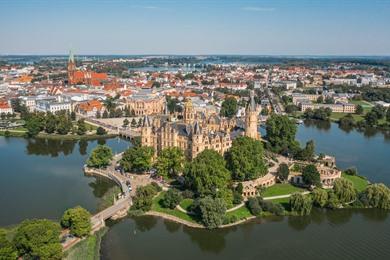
[
  {"left": 0, "top": 137, "right": 130, "bottom": 226},
  {"left": 101, "top": 208, "right": 390, "bottom": 260}
]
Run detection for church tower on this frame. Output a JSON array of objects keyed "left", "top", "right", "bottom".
[
  {"left": 183, "top": 98, "right": 195, "bottom": 125},
  {"left": 141, "top": 115, "right": 153, "bottom": 148},
  {"left": 67, "top": 50, "right": 76, "bottom": 85},
  {"left": 245, "top": 90, "right": 260, "bottom": 140}
]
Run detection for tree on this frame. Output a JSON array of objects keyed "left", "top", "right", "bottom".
[
  {"left": 220, "top": 97, "right": 238, "bottom": 118},
  {"left": 102, "top": 110, "right": 109, "bottom": 118},
  {"left": 356, "top": 104, "right": 364, "bottom": 115},
  {"left": 360, "top": 183, "right": 390, "bottom": 209},
  {"left": 123, "top": 118, "right": 129, "bottom": 128},
  {"left": 225, "top": 136, "right": 267, "bottom": 181},
  {"left": 61, "top": 206, "right": 91, "bottom": 237},
  {"left": 0, "top": 229, "right": 17, "bottom": 259},
  {"left": 198, "top": 197, "right": 226, "bottom": 229},
  {"left": 276, "top": 163, "right": 290, "bottom": 182},
  {"left": 339, "top": 114, "right": 356, "bottom": 129},
  {"left": 45, "top": 113, "right": 57, "bottom": 134},
  {"left": 155, "top": 147, "right": 184, "bottom": 179},
  {"left": 77, "top": 119, "right": 87, "bottom": 135},
  {"left": 295, "top": 140, "right": 315, "bottom": 161},
  {"left": 247, "top": 197, "right": 262, "bottom": 215},
  {"left": 285, "top": 104, "right": 299, "bottom": 114},
  {"left": 371, "top": 105, "right": 386, "bottom": 119},
  {"left": 161, "top": 189, "right": 183, "bottom": 209},
  {"left": 96, "top": 111, "right": 101, "bottom": 119},
  {"left": 25, "top": 116, "right": 44, "bottom": 137},
  {"left": 87, "top": 145, "right": 113, "bottom": 168},
  {"left": 265, "top": 114, "right": 299, "bottom": 155},
  {"left": 261, "top": 106, "right": 269, "bottom": 116},
  {"left": 333, "top": 178, "right": 357, "bottom": 204},
  {"left": 386, "top": 107, "right": 390, "bottom": 122},
  {"left": 13, "top": 219, "right": 62, "bottom": 260},
  {"left": 325, "top": 96, "right": 334, "bottom": 104},
  {"left": 131, "top": 118, "right": 137, "bottom": 128},
  {"left": 312, "top": 188, "right": 328, "bottom": 208},
  {"left": 120, "top": 146, "right": 154, "bottom": 172},
  {"left": 56, "top": 114, "right": 72, "bottom": 135},
  {"left": 365, "top": 111, "right": 378, "bottom": 126},
  {"left": 103, "top": 97, "right": 117, "bottom": 112},
  {"left": 289, "top": 193, "right": 312, "bottom": 216},
  {"left": 70, "top": 111, "right": 76, "bottom": 121},
  {"left": 317, "top": 95, "right": 324, "bottom": 103},
  {"left": 184, "top": 149, "right": 231, "bottom": 199},
  {"left": 96, "top": 127, "right": 107, "bottom": 135},
  {"left": 302, "top": 164, "right": 321, "bottom": 187},
  {"left": 131, "top": 184, "right": 160, "bottom": 211}
]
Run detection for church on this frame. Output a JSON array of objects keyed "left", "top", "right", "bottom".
[
  {"left": 67, "top": 51, "right": 108, "bottom": 86},
  {"left": 140, "top": 91, "right": 261, "bottom": 159}
]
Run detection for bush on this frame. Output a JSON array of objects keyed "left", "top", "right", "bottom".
[
  {"left": 151, "top": 182, "right": 162, "bottom": 192},
  {"left": 258, "top": 199, "right": 284, "bottom": 216},
  {"left": 247, "top": 197, "right": 262, "bottom": 216},
  {"left": 360, "top": 183, "right": 390, "bottom": 209},
  {"left": 96, "top": 127, "right": 107, "bottom": 135},
  {"left": 182, "top": 190, "right": 194, "bottom": 199},
  {"left": 344, "top": 168, "right": 358, "bottom": 176},
  {"left": 161, "top": 189, "right": 183, "bottom": 209},
  {"left": 223, "top": 214, "right": 239, "bottom": 225},
  {"left": 60, "top": 206, "right": 92, "bottom": 238}
]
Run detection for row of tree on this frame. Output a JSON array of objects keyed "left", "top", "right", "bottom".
[{"left": 0, "top": 206, "right": 91, "bottom": 259}]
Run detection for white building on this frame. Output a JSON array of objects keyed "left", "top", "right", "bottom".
[{"left": 35, "top": 100, "right": 72, "bottom": 113}]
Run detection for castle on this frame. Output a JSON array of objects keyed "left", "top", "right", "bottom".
[
  {"left": 67, "top": 51, "right": 108, "bottom": 86},
  {"left": 140, "top": 91, "right": 261, "bottom": 159}
]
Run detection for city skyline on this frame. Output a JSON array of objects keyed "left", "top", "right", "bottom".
[{"left": 1, "top": 0, "right": 390, "bottom": 55}]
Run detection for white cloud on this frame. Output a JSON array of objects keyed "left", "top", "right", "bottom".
[{"left": 242, "top": 6, "right": 275, "bottom": 12}]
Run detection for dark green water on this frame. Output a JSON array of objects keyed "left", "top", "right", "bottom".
[
  {"left": 0, "top": 137, "right": 130, "bottom": 226},
  {"left": 101, "top": 122, "right": 390, "bottom": 260}
]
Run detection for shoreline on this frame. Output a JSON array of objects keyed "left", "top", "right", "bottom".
[{"left": 0, "top": 131, "right": 117, "bottom": 140}]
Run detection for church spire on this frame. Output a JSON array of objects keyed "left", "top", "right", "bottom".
[{"left": 69, "top": 49, "right": 75, "bottom": 64}]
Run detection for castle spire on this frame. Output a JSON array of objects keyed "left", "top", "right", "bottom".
[{"left": 69, "top": 49, "right": 75, "bottom": 64}]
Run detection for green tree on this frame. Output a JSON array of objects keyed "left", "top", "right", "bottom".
[
  {"left": 302, "top": 164, "right": 321, "bottom": 187},
  {"left": 276, "top": 163, "right": 290, "bottom": 182},
  {"left": 56, "top": 114, "right": 72, "bottom": 135},
  {"left": 131, "top": 184, "right": 160, "bottom": 211},
  {"left": 25, "top": 116, "right": 45, "bottom": 137},
  {"left": 131, "top": 118, "right": 137, "bottom": 128},
  {"left": 123, "top": 118, "right": 129, "bottom": 127},
  {"left": 70, "top": 111, "right": 76, "bottom": 121},
  {"left": 333, "top": 178, "right": 357, "bottom": 204},
  {"left": 365, "top": 111, "right": 378, "bottom": 126},
  {"left": 77, "top": 119, "right": 87, "bottom": 135},
  {"left": 0, "top": 229, "right": 17, "bottom": 260},
  {"left": 386, "top": 108, "right": 390, "bottom": 122},
  {"left": 360, "top": 183, "right": 390, "bottom": 209},
  {"left": 198, "top": 197, "right": 226, "bottom": 229},
  {"left": 87, "top": 145, "right": 113, "bottom": 168},
  {"left": 295, "top": 140, "right": 316, "bottom": 161},
  {"left": 265, "top": 114, "right": 299, "bottom": 155},
  {"left": 120, "top": 146, "right": 154, "bottom": 172},
  {"left": 355, "top": 104, "right": 364, "bottom": 115},
  {"left": 316, "top": 95, "right": 324, "bottom": 103},
  {"left": 155, "top": 147, "right": 184, "bottom": 179},
  {"left": 60, "top": 206, "right": 91, "bottom": 237},
  {"left": 96, "top": 127, "right": 107, "bottom": 135},
  {"left": 289, "top": 193, "right": 312, "bottom": 216},
  {"left": 102, "top": 110, "right": 109, "bottom": 118},
  {"left": 225, "top": 136, "right": 267, "bottom": 181},
  {"left": 45, "top": 113, "right": 57, "bottom": 134},
  {"left": 13, "top": 219, "right": 62, "bottom": 260},
  {"left": 161, "top": 189, "right": 183, "bottom": 209},
  {"left": 184, "top": 149, "right": 231, "bottom": 199},
  {"left": 220, "top": 97, "right": 238, "bottom": 118},
  {"left": 247, "top": 197, "right": 262, "bottom": 215},
  {"left": 312, "top": 188, "right": 328, "bottom": 208}
]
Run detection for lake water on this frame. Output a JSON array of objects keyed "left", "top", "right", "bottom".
[
  {"left": 0, "top": 123, "right": 390, "bottom": 259},
  {"left": 0, "top": 137, "right": 130, "bottom": 226},
  {"left": 102, "top": 122, "right": 390, "bottom": 260}
]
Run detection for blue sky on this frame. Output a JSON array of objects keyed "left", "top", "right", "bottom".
[{"left": 0, "top": 0, "right": 389, "bottom": 55}]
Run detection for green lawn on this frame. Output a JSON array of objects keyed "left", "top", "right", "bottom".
[
  {"left": 262, "top": 183, "right": 306, "bottom": 198},
  {"left": 225, "top": 204, "right": 253, "bottom": 220},
  {"left": 179, "top": 198, "right": 193, "bottom": 211},
  {"left": 350, "top": 100, "right": 373, "bottom": 108},
  {"left": 330, "top": 112, "right": 364, "bottom": 121},
  {"left": 151, "top": 193, "right": 199, "bottom": 223},
  {"left": 268, "top": 197, "right": 291, "bottom": 211},
  {"left": 342, "top": 173, "right": 369, "bottom": 192},
  {"left": 64, "top": 227, "right": 107, "bottom": 260}
]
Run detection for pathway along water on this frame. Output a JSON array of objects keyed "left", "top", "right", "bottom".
[{"left": 101, "top": 122, "right": 390, "bottom": 260}]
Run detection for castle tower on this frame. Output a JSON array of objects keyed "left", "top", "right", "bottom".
[
  {"left": 67, "top": 50, "right": 76, "bottom": 85},
  {"left": 183, "top": 98, "right": 195, "bottom": 125},
  {"left": 191, "top": 121, "right": 203, "bottom": 159},
  {"left": 245, "top": 90, "right": 260, "bottom": 140},
  {"left": 141, "top": 115, "right": 153, "bottom": 147}
]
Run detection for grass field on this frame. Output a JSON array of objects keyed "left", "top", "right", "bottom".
[
  {"left": 151, "top": 192, "right": 199, "bottom": 223},
  {"left": 64, "top": 227, "right": 108, "bottom": 260},
  {"left": 342, "top": 173, "right": 369, "bottom": 192},
  {"left": 225, "top": 204, "right": 253, "bottom": 220},
  {"left": 179, "top": 198, "right": 194, "bottom": 211},
  {"left": 262, "top": 183, "right": 306, "bottom": 198},
  {"left": 330, "top": 112, "right": 364, "bottom": 121}
]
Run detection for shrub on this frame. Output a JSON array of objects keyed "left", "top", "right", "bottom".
[
  {"left": 223, "top": 214, "right": 239, "bottom": 225},
  {"left": 247, "top": 197, "right": 262, "bottom": 216},
  {"left": 161, "top": 189, "right": 183, "bottom": 209},
  {"left": 344, "top": 168, "right": 358, "bottom": 176},
  {"left": 182, "top": 190, "right": 194, "bottom": 199},
  {"left": 96, "top": 127, "right": 107, "bottom": 135},
  {"left": 233, "top": 191, "right": 243, "bottom": 205}
]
